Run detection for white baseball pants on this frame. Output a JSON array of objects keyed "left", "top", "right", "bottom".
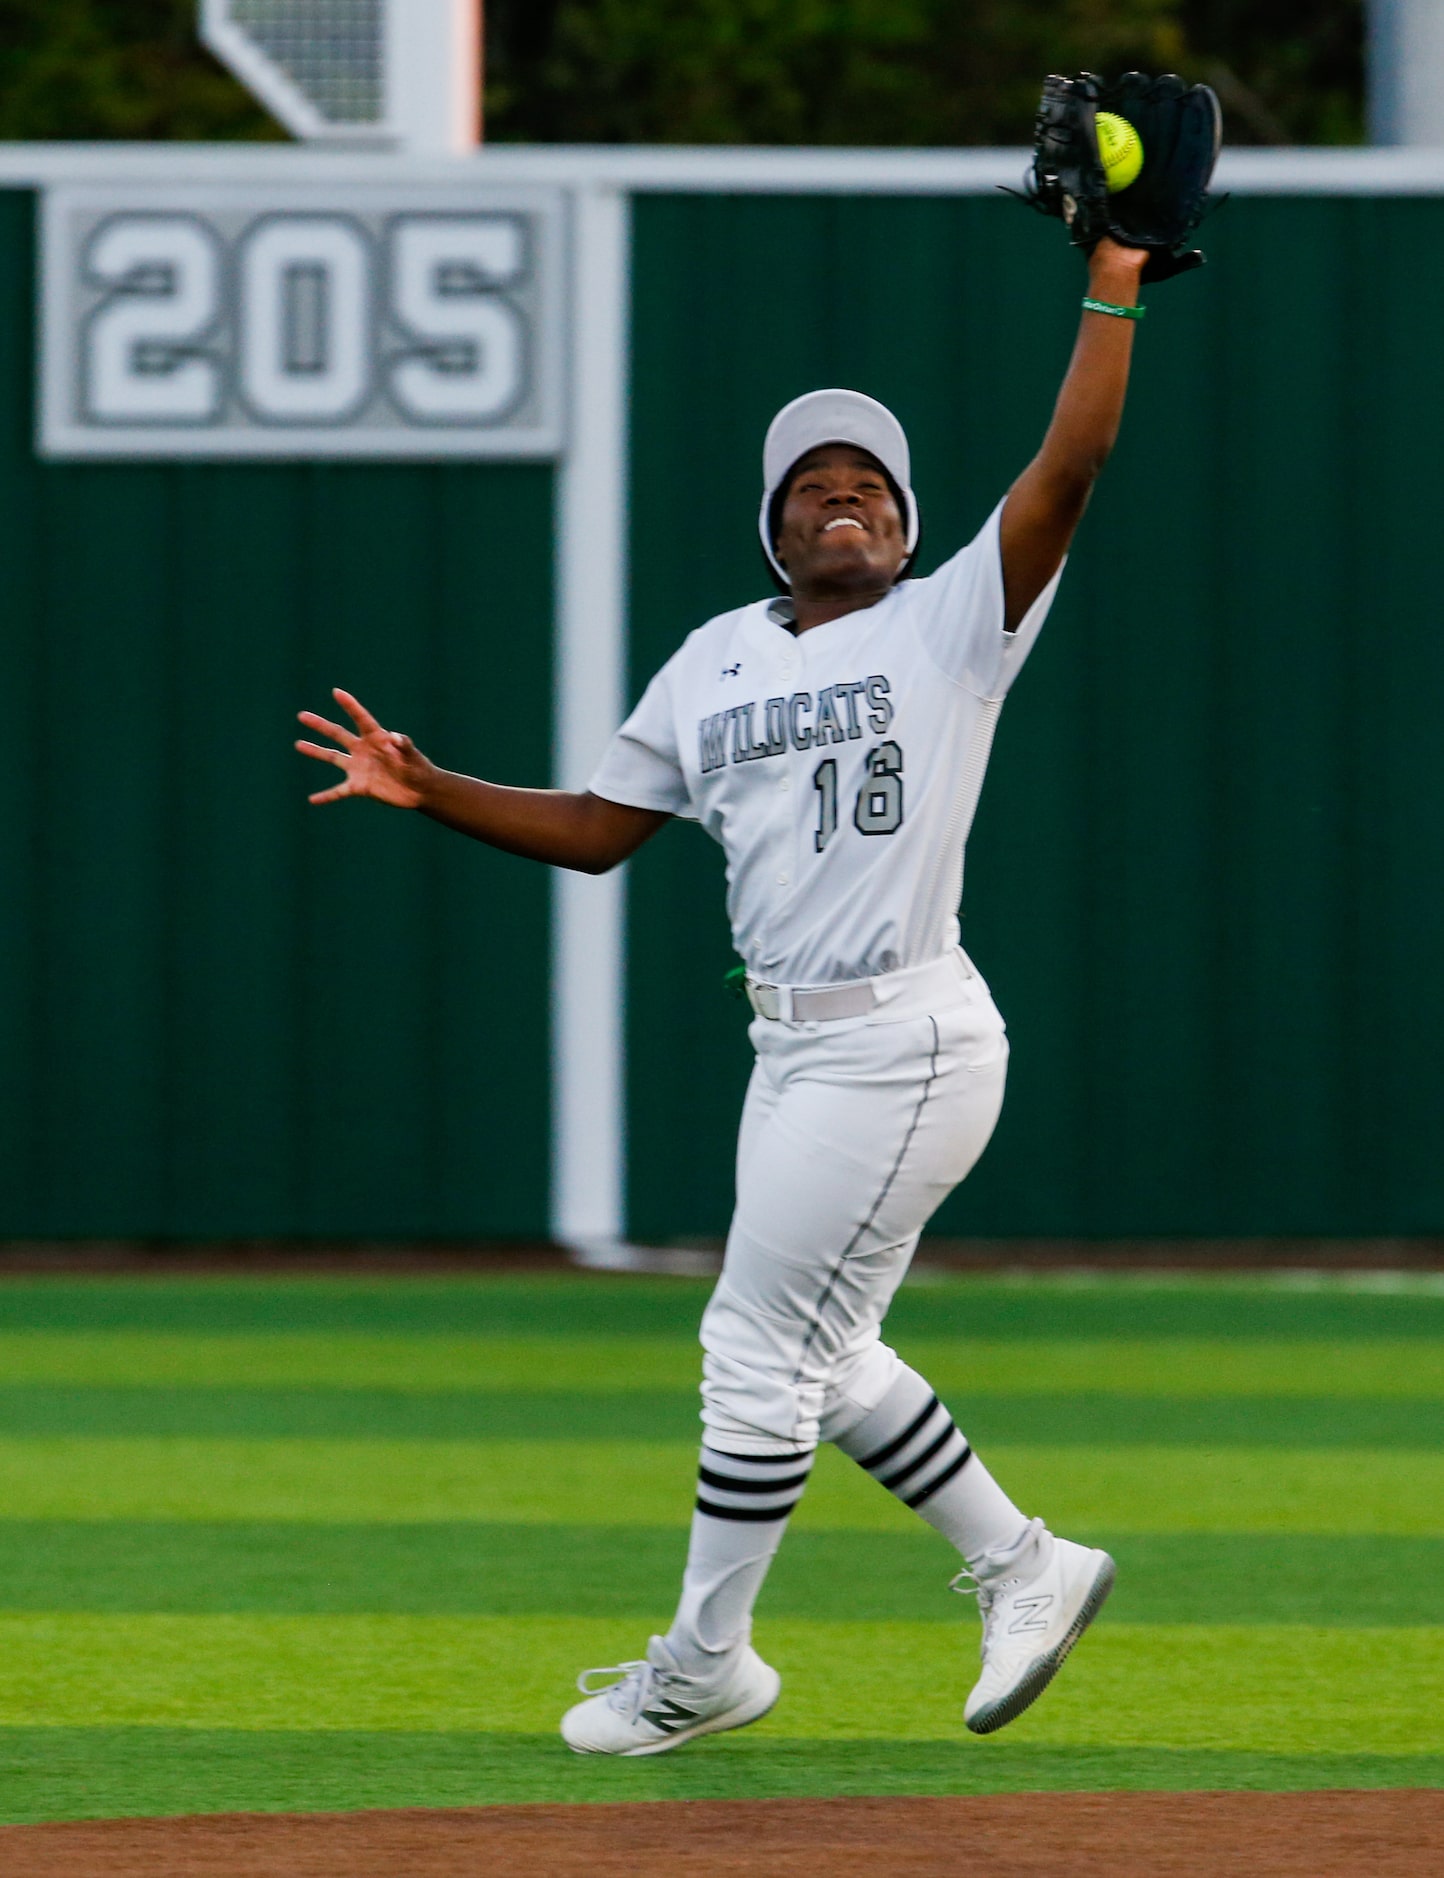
[{"left": 699, "top": 947, "right": 1009, "bottom": 1454}]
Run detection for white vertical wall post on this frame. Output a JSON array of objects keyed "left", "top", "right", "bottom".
[
  {"left": 1369, "top": 0, "right": 1444, "bottom": 144},
  {"left": 387, "top": 0, "right": 480, "bottom": 153},
  {"left": 552, "top": 184, "right": 632, "bottom": 1254}
]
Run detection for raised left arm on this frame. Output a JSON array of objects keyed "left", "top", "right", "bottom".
[{"left": 999, "top": 237, "right": 1149, "bottom": 631}]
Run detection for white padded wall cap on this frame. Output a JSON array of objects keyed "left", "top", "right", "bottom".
[{"left": 759, "top": 387, "right": 920, "bottom": 583}]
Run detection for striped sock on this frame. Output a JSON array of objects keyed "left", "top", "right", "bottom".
[
  {"left": 664, "top": 1443, "right": 815, "bottom": 1676},
  {"left": 694, "top": 1442, "right": 816, "bottom": 1522},
  {"left": 833, "top": 1366, "right": 1028, "bottom": 1566}
]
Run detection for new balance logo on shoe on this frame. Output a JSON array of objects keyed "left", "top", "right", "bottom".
[
  {"left": 1006, "top": 1593, "right": 1055, "bottom": 1635},
  {"left": 642, "top": 1697, "right": 700, "bottom": 1735}
]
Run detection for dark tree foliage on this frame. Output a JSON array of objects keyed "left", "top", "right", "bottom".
[
  {"left": 0, "top": 0, "right": 1363, "bottom": 147},
  {"left": 0, "top": 0, "right": 273, "bottom": 139},
  {"left": 487, "top": 0, "right": 1365, "bottom": 147},
  {"left": 1178, "top": 1, "right": 1363, "bottom": 144}
]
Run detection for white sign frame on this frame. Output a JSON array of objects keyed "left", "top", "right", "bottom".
[{"left": 38, "top": 182, "right": 567, "bottom": 459}]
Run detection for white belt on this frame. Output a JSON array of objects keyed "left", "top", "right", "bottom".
[
  {"left": 745, "top": 950, "right": 972, "bottom": 1024},
  {"left": 746, "top": 978, "right": 875, "bottom": 1022}
]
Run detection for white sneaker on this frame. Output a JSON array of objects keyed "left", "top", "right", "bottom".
[
  {"left": 560, "top": 1635, "right": 781, "bottom": 1756},
  {"left": 955, "top": 1519, "right": 1115, "bottom": 1735}
]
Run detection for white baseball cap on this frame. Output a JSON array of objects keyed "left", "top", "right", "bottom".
[{"left": 759, "top": 388, "right": 920, "bottom": 586}]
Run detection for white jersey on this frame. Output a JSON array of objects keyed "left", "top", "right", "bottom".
[{"left": 590, "top": 501, "right": 1062, "bottom": 987}]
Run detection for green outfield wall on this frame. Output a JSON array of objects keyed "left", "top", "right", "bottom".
[
  {"left": 2, "top": 170, "right": 1443, "bottom": 1244},
  {"left": 0, "top": 190, "right": 554, "bottom": 1238},
  {"left": 625, "top": 191, "right": 1444, "bottom": 1240}
]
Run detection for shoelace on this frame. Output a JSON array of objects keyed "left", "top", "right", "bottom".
[
  {"left": 949, "top": 1566, "right": 1004, "bottom": 1659},
  {"left": 949, "top": 1515, "right": 1049, "bottom": 1659},
  {"left": 575, "top": 1659, "right": 656, "bottom": 1721}
]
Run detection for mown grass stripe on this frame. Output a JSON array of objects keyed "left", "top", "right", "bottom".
[
  {"left": 1, "top": 1277, "right": 1442, "bottom": 1339},
  {"left": 1, "top": 1732, "right": 1437, "bottom": 1826},
  {"left": 0, "top": 1386, "right": 1438, "bottom": 1449},
  {"left": 1, "top": 1523, "right": 1438, "bottom": 1626},
  {"left": 0, "top": 1437, "right": 1437, "bottom": 1534},
  {"left": 1, "top": 1334, "right": 1440, "bottom": 1398},
  {"left": 0, "top": 1615, "right": 1438, "bottom": 1753},
  {"left": 0, "top": 1386, "right": 707, "bottom": 1441},
  {"left": 906, "top": 1339, "right": 1444, "bottom": 1400}
]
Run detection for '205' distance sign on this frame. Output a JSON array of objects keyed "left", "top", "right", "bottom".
[{"left": 39, "top": 184, "right": 566, "bottom": 458}]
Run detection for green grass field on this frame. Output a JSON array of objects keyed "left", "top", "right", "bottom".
[{"left": 0, "top": 1270, "right": 1441, "bottom": 1824}]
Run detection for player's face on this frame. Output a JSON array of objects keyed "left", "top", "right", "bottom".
[{"left": 774, "top": 446, "right": 907, "bottom": 595}]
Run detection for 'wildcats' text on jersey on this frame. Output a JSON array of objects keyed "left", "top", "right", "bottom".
[
  {"left": 590, "top": 501, "right": 1064, "bottom": 987},
  {"left": 698, "top": 676, "right": 894, "bottom": 773}
]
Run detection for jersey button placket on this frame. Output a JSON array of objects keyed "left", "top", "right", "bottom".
[
  {"left": 773, "top": 641, "right": 799, "bottom": 898},
  {"left": 795, "top": 635, "right": 818, "bottom": 895},
  {"left": 789, "top": 636, "right": 811, "bottom": 897}
]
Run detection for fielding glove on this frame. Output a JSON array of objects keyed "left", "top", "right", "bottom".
[{"left": 1026, "top": 71, "right": 1222, "bottom": 284}]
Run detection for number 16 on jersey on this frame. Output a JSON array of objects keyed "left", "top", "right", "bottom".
[{"left": 814, "top": 742, "right": 904, "bottom": 851}]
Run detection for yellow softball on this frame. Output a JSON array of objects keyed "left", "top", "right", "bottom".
[{"left": 1096, "top": 112, "right": 1144, "bottom": 192}]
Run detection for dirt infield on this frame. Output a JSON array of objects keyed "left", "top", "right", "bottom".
[{"left": 2, "top": 1792, "right": 1440, "bottom": 1877}]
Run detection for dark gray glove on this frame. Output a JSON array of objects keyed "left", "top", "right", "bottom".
[{"left": 1026, "top": 71, "right": 1222, "bottom": 285}]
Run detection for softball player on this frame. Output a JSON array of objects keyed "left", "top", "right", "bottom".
[{"left": 298, "top": 234, "right": 1150, "bottom": 1754}]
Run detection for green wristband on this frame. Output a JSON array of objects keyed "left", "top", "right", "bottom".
[{"left": 1082, "top": 296, "right": 1145, "bottom": 320}]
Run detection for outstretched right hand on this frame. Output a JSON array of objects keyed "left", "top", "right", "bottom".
[{"left": 295, "top": 688, "right": 435, "bottom": 809}]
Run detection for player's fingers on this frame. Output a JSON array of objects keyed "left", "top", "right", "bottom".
[
  {"left": 334, "top": 687, "right": 383, "bottom": 736},
  {"left": 295, "top": 739, "right": 349, "bottom": 767},
  {"left": 307, "top": 780, "right": 354, "bottom": 805},
  {"left": 297, "top": 710, "right": 358, "bottom": 750}
]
